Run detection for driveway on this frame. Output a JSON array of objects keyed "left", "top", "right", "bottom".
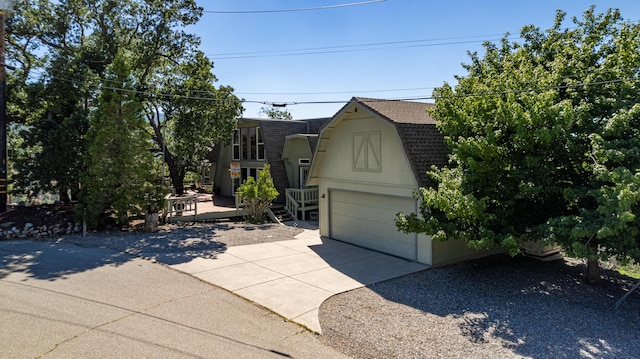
[
  {"left": 0, "top": 240, "right": 348, "bottom": 358},
  {"left": 160, "top": 226, "right": 428, "bottom": 333}
]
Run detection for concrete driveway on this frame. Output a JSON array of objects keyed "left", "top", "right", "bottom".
[
  {"left": 156, "top": 227, "right": 429, "bottom": 333},
  {"left": 0, "top": 240, "right": 348, "bottom": 358}
]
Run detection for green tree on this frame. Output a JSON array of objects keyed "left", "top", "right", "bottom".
[
  {"left": 236, "top": 164, "right": 279, "bottom": 224},
  {"left": 396, "top": 7, "right": 640, "bottom": 284},
  {"left": 157, "top": 51, "right": 242, "bottom": 194},
  {"left": 7, "top": 0, "right": 242, "bottom": 199},
  {"left": 8, "top": 0, "right": 118, "bottom": 203},
  {"left": 260, "top": 106, "right": 293, "bottom": 120},
  {"left": 80, "top": 54, "right": 165, "bottom": 228}
]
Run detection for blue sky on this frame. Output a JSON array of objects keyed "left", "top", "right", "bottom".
[{"left": 191, "top": 1, "right": 640, "bottom": 119}]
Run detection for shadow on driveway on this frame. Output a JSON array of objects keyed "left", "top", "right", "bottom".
[{"left": 0, "top": 241, "right": 132, "bottom": 281}]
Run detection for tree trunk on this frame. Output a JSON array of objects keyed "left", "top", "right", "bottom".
[
  {"left": 585, "top": 257, "right": 602, "bottom": 285},
  {"left": 170, "top": 170, "right": 185, "bottom": 195},
  {"left": 144, "top": 211, "right": 159, "bottom": 233},
  {"left": 163, "top": 150, "right": 186, "bottom": 195}
]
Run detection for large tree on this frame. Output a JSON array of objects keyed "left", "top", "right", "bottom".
[
  {"left": 81, "top": 54, "right": 164, "bottom": 227},
  {"left": 155, "top": 51, "right": 242, "bottom": 194},
  {"left": 396, "top": 7, "right": 640, "bottom": 284},
  {"left": 7, "top": 0, "right": 242, "bottom": 200}
]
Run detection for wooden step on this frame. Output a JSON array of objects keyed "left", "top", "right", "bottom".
[{"left": 270, "top": 205, "right": 294, "bottom": 222}]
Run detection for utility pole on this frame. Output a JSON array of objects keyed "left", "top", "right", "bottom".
[{"left": 0, "top": 2, "right": 9, "bottom": 212}]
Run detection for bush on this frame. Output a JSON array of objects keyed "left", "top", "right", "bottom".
[{"left": 236, "top": 164, "right": 279, "bottom": 224}]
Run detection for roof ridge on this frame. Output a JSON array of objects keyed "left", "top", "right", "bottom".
[{"left": 350, "top": 97, "right": 437, "bottom": 125}]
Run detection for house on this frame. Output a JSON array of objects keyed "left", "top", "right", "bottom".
[
  {"left": 206, "top": 117, "right": 328, "bottom": 209},
  {"left": 307, "top": 97, "right": 499, "bottom": 267}
]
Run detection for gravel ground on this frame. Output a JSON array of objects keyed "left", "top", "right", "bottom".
[
  {"left": 38, "top": 221, "right": 304, "bottom": 260},
  {"left": 319, "top": 255, "right": 640, "bottom": 359}
]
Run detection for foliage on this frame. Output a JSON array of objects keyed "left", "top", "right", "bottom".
[
  {"left": 236, "top": 164, "right": 279, "bottom": 224},
  {"left": 9, "top": 52, "right": 94, "bottom": 203},
  {"left": 7, "top": 0, "right": 242, "bottom": 202},
  {"left": 159, "top": 51, "right": 243, "bottom": 194},
  {"left": 617, "top": 262, "right": 640, "bottom": 279},
  {"left": 260, "top": 106, "right": 293, "bottom": 120},
  {"left": 395, "top": 7, "right": 640, "bottom": 283},
  {"left": 79, "top": 54, "right": 166, "bottom": 228}
]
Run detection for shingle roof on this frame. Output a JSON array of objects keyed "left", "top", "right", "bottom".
[
  {"left": 354, "top": 97, "right": 449, "bottom": 187},
  {"left": 255, "top": 117, "right": 330, "bottom": 202},
  {"left": 355, "top": 97, "right": 438, "bottom": 125},
  {"left": 259, "top": 120, "right": 308, "bottom": 202}
]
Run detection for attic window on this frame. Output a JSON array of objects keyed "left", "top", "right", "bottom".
[
  {"left": 353, "top": 131, "right": 381, "bottom": 172},
  {"left": 299, "top": 158, "right": 311, "bottom": 165}
]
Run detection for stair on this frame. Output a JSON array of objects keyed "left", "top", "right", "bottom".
[{"left": 270, "top": 204, "right": 294, "bottom": 223}]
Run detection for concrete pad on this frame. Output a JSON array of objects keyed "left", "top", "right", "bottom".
[
  {"left": 255, "top": 252, "right": 330, "bottom": 276},
  {"left": 337, "top": 254, "right": 429, "bottom": 282},
  {"left": 225, "top": 242, "right": 301, "bottom": 261},
  {"left": 235, "top": 277, "right": 332, "bottom": 321},
  {"left": 293, "top": 229, "right": 322, "bottom": 240},
  {"left": 144, "top": 226, "right": 429, "bottom": 334},
  {"left": 194, "top": 262, "right": 285, "bottom": 291},
  {"left": 166, "top": 254, "right": 245, "bottom": 274},
  {"left": 272, "top": 238, "right": 320, "bottom": 253},
  {"left": 307, "top": 241, "right": 382, "bottom": 266},
  {"left": 292, "top": 267, "right": 371, "bottom": 294},
  {"left": 293, "top": 309, "right": 322, "bottom": 334}
]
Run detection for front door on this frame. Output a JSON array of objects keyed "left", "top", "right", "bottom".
[{"left": 299, "top": 166, "right": 310, "bottom": 188}]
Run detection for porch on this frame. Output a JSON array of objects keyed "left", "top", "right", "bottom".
[
  {"left": 285, "top": 188, "right": 319, "bottom": 221},
  {"left": 164, "top": 192, "right": 246, "bottom": 223}
]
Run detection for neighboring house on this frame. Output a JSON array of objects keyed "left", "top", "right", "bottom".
[
  {"left": 206, "top": 117, "right": 328, "bottom": 205},
  {"left": 307, "top": 97, "right": 499, "bottom": 267}
]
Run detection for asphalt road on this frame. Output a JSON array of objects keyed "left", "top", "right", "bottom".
[{"left": 0, "top": 240, "right": 348, "bottom": 359}]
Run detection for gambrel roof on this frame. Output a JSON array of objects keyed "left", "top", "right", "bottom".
[{"left": 310, "top": 97, "right": 449, "bottom": 187}]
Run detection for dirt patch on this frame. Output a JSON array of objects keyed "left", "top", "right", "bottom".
[{"left": 0, "top": 204, "right": 77, "bottom": 230}]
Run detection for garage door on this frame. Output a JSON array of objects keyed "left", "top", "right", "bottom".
[{"left": 329, "top": 190, "right": 417, "bottom": 260}]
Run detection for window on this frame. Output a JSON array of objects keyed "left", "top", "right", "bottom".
[
  {"left": 241, "top": 167, "right": 259, "bottom": 183},
  {"left": 242, "top": 128, "right": 249, "bottom": 160},
  {"left": 257, "top": 127, "right": 265, "bottom": 160},
  {"left": 232, "top": 129, "right": 240, "bottom": 160},
  {"left": 234, "top": 127, "right": 265, "bottom": 161}
]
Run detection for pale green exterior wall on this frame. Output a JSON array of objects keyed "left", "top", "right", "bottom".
[
  {"left": 282, "top": 138, "right": 313, "bottom": 189},
  {"left": 431, "top": 239, "right": 504, "bottom": 267},
  {"left": 311, "top": 106, "right": 500, "bottom": 267},
  {"left": 313, "top": 110, "right": 435, "bottom": 264}
]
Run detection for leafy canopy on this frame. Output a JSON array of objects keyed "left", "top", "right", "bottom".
[
  {"left": 396, "top": 7, "right": 640, "bottom": 276},
  {"left": 8, "top": 0, "right": 243, "bottom": 201},
  {"left": 80, "top": 53, "right": 166, "bottom": 227}
]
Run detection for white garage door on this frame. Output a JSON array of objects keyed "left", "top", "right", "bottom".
[{"left": 329, "top": 190, "right": 418, "bottom": 261}]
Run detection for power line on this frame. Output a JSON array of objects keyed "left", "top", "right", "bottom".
[
  {"left": 209, "top": 34, "right": 513, "bottom": 58},
  {"left": 236, "top": 87, "right": 438, "bottom": 96},
  {"left": 202, "top": 0, "right": 386, "bottom": 14},
  {"left": 210, "top": 38, "right": 513, "bottom": 60},
  {"left": 25, "top": 67, "right": 640, "bottom": 106},
  {"left": 27, "top": 66, "right": 431, "bottom": 98},
  {"left": 209, "top": 34, "right": 504, "bottom": 57}
]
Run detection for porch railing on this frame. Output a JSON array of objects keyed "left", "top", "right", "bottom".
[
  {"left": 165, "top": 195, "right": 198, "bottom": 223},
  {"left": 285, "top": 188, "right": 319, "bottom": 221}
]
